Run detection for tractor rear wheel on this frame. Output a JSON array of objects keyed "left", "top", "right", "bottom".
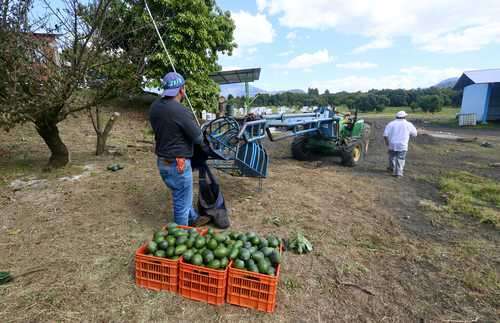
[
  {"left": 291, "top": 136, "right": 314, "bottom": 161},
  {"left": 340, "top": 141, "right": 364, "bottom": 167}
]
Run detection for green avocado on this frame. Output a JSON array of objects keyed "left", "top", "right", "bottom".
[
  {"left": 234, "top": 259, "right": 245, "bottom": 269},
  {"left": 154, "top": 250, "right": 166, "bottom": 258},
  {"left": 207, "top": 238, "right": 218, "bottom": 250},
  {"left": 213, "top": 246, "right": 229, "bottom": 259},
  {"left": 176, "top": 235, "right": 188, "bottom": 246},
  {"left": 154, "top": 230, "right": 168, "bottom": 240},
  {"left": 220, "top": 257, "right": 229, "bottom": 268},
  {"left": 269, "top": 250, "right": 281, "bottom": 265},
  {"left": 246, "top": 259, "right": 256, "bottom": 269},
  {"left": 229, "top": 247, "right": 240, "bottom": 260},
  {"left": 261, "top": 247, "right": 274, "bottom": 257},
  {"left": 194, "top": 236, "right": 206, "bottom": 249},
  {"left": 174, "top": 230, "right": 188, "bottom": 238},
  {"left": 192, "top": 254, "right": 203, "bottom": 266},
  {"left": 203, "top": 250, "right": 215, "bottom": 264},
  {"left": 166, "top": 236, "right": 176, "bottom": 246},
  {"left": 207, "top": 259, "right": 221, "bottom": 269},
  {"left": 166, "top": 246, "right": 175, "bottom": 257},
  {"left": 186, "top": 237, "right": 196, "bottom": 248},
  {"left": 158, "top": 240, "right": 169, "bottom": 251},
  {"left": 251, "top": 251, "right": 265, "bottom": 262},
  {"left": 250, "top": 236, "right": 261, "bottom": 246},
  {"left": 214, "top": 233, "right": 227, "bottom": 243},
  {"left": 146, "top": 241, "right": 158, "bottom": 254},
  {"left": 183, "top": 249, "right": 194, "bottom": 262},
  {"left": 154, "top": 235, "right": 165, "bottom": 244},
  {"left": 238, "top": 248, "right": 250, "bottom": 261},
  {"left": 268, "top": 237, "right": 280, "bottom": 248},
  {"left": 174, "top": 245, "right": 187, "bottom": 256},
  {"left": 257, "top": 259, "right": 270, "bottom": 274},
  {"left": 166, "top": 222, "right": 178, "bottom": 231}
]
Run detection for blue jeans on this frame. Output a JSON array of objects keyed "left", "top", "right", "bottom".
[
  {"left": 388, "top": 150, "right": 407, "bottom": 176},
  {"left": 157, "top": 158, "right": 199, "bottom": 225}
]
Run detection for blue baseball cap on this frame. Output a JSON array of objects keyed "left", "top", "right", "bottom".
[{"left": 161, "top": 72, "right": 185, "bottom": 97}]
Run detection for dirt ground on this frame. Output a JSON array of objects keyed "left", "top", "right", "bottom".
[{"left": 0, "top": 107, "right": 499, "bottom": 323}]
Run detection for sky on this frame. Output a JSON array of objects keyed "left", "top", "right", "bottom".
[{"left": 216, "top": 0, "right": 500, "bottom": 93}]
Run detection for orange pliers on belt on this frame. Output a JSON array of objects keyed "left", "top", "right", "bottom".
[{"left": 176, "top": 157, "right": 186, "bottom": 174}]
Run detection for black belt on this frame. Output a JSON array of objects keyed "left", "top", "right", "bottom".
[{"left": 159, "top": 157, "right": 190, "bottom": 164}]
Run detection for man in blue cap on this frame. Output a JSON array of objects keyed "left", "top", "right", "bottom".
[{"left": 149, "top": 72, "right": 210, "bottom": 226}]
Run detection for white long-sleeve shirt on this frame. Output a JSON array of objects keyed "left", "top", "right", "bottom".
[{"left": 383, "top": 119, "right": 417, "bottom": 151}]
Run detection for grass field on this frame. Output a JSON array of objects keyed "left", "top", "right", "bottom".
[
  {"left": 0, "top": 104, "right": 499, "bottom": 322},
  {"left": 357, "top": 106, "right": 459, "bottom": 119}
]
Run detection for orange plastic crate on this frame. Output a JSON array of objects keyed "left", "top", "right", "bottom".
[
  {"left": 226, "top": 263, "right": 281, "bottom": 313},
  {"left": 135, "top": 225, "right": 207, "bottom": 292},
  {"left": 227, "top": 245, "right": 282, "bottom": 313},
  {"left": 135, "top": 244, "right": 179, "bottom": 292},
  {"left": 178, "top": 258, "right": 228, "bottom": 305}
]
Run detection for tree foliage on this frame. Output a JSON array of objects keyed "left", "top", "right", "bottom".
[
  {"left": 230, "top": 87, "right": 460, "bottom": 113},
  {"left": 417, "top": 95, "right": 443, "bottom": 113},
  {"left": 0, "top": 0, "right": 236, "bottom": 167},
  {"left": 101, "top": 0, "right": 236, "bottom": 112}
]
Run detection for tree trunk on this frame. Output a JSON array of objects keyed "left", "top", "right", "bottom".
[
  {"left": 35, "top": 120, "right": 69, "bottom": 168},
  {"left": 95, "top": 111, "right": 120, "bottom": 155},
  {"left": 96, "top": 134, "right": 106, "bottom": 155}
]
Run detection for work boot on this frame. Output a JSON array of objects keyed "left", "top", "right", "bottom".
[{"left": 191, "top": 215, "right": 211, "bottom": 227}]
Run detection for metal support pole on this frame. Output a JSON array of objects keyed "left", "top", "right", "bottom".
[
  {"left": 144, "top": 0, "right": 200, "bottom": 126},
  {"left": 245, "top": 81, "right": 250, "bottom": 115}
]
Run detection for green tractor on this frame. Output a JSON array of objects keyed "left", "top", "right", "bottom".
[
  {"left": 290, "top": 110, "right": 370, "bottom": 166},
  {"left": 201, "top": 107, "right": 370, "bottom": 178}
]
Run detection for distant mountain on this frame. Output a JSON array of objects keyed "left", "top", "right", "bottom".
[
  {"left": 434, "top": 77, "right": 459, "bottom": 88},
  {"left": 220, "top": 84, "right": 266, "bottom": 97},
  {"left": 269, "top": 89, "right": 306, "bottom": 95},
  {"left": 219, "top": 84, "right": 306, "bottom": 97}
]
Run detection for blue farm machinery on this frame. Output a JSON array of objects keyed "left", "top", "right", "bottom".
[{"left": 201, "top": 107, "right": 371, "bottom": 178}]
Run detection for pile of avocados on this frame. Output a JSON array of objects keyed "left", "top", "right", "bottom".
[{"left": 144, "top": 224, "right": 281, "bottom": 275}]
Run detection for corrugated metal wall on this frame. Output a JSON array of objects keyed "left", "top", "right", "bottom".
[
  {"left": 460, "top": 84, "right": 489, "bottom": 122},
  {"left": 487, "top": 83, "right": 500, "bottom": 120}
]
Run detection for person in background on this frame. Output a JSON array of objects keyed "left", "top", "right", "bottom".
[
  {"left": 383, "top": 111, "right": 418, "bottom": 177},
  {"left": 149, "top": 72, "right": 211, "bottom": 226}
]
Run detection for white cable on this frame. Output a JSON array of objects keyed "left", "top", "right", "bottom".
[{"left": 144, "top": 0, "right": 200, "bottom": 126}]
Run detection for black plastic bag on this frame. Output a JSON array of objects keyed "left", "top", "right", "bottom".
[{"left": 197, "top": 163, "right": 230, "bottom": 229}]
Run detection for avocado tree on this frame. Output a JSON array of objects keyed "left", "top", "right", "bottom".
[
  {"left": 417, "top": 94, "right": 443, "bottom": 113},
  {"left": 99, "top": 0, "right": 237, "bottom": 113},
  {"left": 0, "top": 0, "right": 143, "bottom": 167}
]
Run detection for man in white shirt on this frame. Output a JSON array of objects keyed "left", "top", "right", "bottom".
[{"left": 383, "top": 111, "right": 418, "bottom": 177}]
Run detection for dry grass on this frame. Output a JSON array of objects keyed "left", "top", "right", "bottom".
[{"left": 0, "top": 106, "right": 499, "bottom": 322}]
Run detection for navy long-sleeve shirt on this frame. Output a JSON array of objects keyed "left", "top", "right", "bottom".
[{"left": 149, "top": 97, "right": 202, "bottom": 159}]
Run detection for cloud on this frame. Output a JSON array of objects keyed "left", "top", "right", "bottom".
[
  {"left": 278, "top": 49, "right": 333, "bottom": 70},
  {"left": 310, "top": 66, "right": 463, "bottom": 92},
  {"left": 278, "top": 50, "right": 294, "bottom": 57},
  {"left": 286, "top": 31, "right": 297, "bottom": 40},
  {"left": 256, "top": 0, "right": 267, "bottom": 12},
  {"left": 232, "top": 11, "right": 275, "bottom": 47},
  {"left": 353, "top": 38, "right": 392, "bottom": 53},
  {"left": 414, "top": 23, "right": 500, "bottom": 53},
  {"left": 247, "top": 47, "right": 258, "bottom": 55},
  {"left": 264, "top": 0, "right": 500, "bottom": 52},
  {"left": 336, "top": 62, "right": 378, "bottom": 69}
]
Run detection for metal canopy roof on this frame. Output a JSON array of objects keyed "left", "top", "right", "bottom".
[
  {"left": 209, "top": 68, "right": 261, "bottom": 85},
  {"left": 454, "top": 69, "right": 500, "bottom": 90}
]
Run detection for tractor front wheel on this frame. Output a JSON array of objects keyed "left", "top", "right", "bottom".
[
  {"left": 340, "top": 141, "right": 364, "bottom": 167},
  {"left": 291, "top": 136, "right": 314, "bottom": 161}
]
